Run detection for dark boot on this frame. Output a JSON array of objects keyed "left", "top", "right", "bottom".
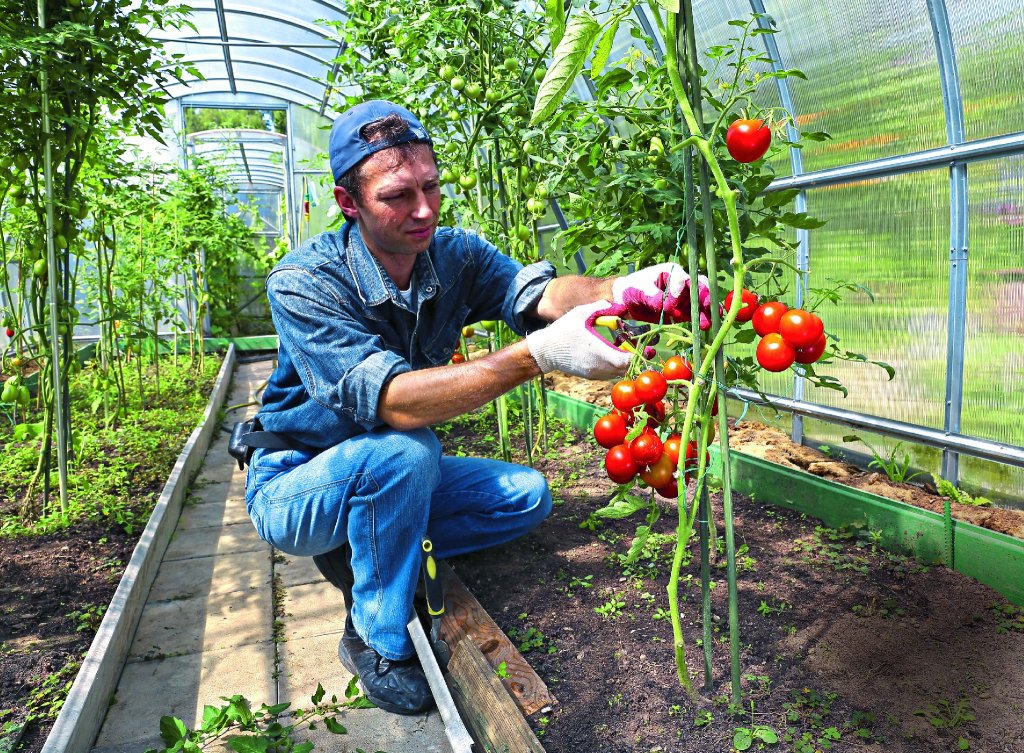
[
  {"left": 311, "top": 543, "right": 354, "bottom": 612},
  {"left": 338, "top": 615, "right": 434, "bottom": 715}
]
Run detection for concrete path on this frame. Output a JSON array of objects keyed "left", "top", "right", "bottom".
[{"left": 91, "top": 358, "right": 452, "bottom": 753}]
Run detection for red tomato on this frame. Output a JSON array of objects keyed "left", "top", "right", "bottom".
[
  {"left": 450, "top": 352, "right": 466, "bottom": 364},
  {"left": 663, "top": 434, "right": 682, "bottom": 465},
  {"left": 593, "top": 412, "right": 628, "bottom": 449},
  {"left": 795, "top": 334, "right": 827, "bottom": 364},
  {"left": 662, "top": 355, "right": 692, "bottom": 382},
  {"left": 4, "top": 328, "right": 13, "bottom": 338},
  {"left": 611, "top": 380, "right": 642, "bottom": 412},
  {"left": 634, "top": 370, "right": 667, "bottom": 403},
  {"left": 605, "top": 444, "right": 638, "bottom": 484},
  {"left": 641, "top": 400, "right": 666, "bottom": 429},
  {"left": 756, "top": 333, "right": 796, "bottom": 372},
  {"left": 629, "top": 431, "right": 664, "bottom": 466},
  {"left": 778, "top": 309, "right": 825, "bottom": 349},
  {"left": 639, "top": 452, "right": 675, "bottom": 488},
  {"left": 656, "top": 479, "right": 680, "bottom": 499},
  {"left": 724, "top": 288, "right": 758, "bottom": 322},
  {"left": 752, "top": 301, "right": 788, "bottom": 337},
  {"left": 726, "top": 119, "right": 772, "bottom": 163}
]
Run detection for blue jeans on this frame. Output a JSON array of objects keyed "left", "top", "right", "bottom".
[{"left": 245, "top": 427, "right": 552, "bottom": 660}]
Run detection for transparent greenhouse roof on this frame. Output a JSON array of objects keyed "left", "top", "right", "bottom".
[{"left": 154, "top": 0, "right": 352, "bottom": 116}]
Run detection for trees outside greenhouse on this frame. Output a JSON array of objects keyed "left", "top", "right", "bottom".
[{"left": 1, "top": 2, "right": 1022, "bottom": 753}]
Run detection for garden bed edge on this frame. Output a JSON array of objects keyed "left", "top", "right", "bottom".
[{"left": 39, "top": 345, "right": 238, "bottom": 753}]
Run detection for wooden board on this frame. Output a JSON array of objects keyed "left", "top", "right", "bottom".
[
  {"left": 446, "top": 633, "right": 546, "bottom": 753},
  {"left": 438, "top": 563, "right": 557, "bottom": 716}
]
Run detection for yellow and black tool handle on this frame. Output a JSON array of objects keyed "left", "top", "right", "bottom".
[{"left": 421, "top": 539, "right": 445, "bottom": 618}]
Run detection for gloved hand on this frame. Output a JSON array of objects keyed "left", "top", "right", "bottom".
[
  {"left": 526, "top": 300, "right": 632, "bottom": 379},
  {"left": 612, "top": 262, "right": 713, "bottom": 329}
]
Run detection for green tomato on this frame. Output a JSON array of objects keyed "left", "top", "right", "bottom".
[
  {"left": 447, "top": 109, "right": 461, "bottom": 122},
  {"left": 440, "top": 167, "right": 456, "bottom": 183},
  {"left": 458, "top": 173, "right": 478, "bottom": 190},
  {"left": 648, "top": 136, "right": 665, "bottom": 161},
  {"left": 450, "top": 76, "right": 465, "bottom": 91},
  {"left": 522, "top": 140, "right": 535, "bottom": 155},
  {"left": 519, "top": 165, "right": 530, "bottom": 182},
  {"left": 516, "top": 224, "right": 532, "bottom": 242},
  {"left": 534, "top": 183, "right": 549, "bottom": 200},
  {"left": 0, "top": 383, "right": 14, "bottom": 403},
  {"left": 17, "top": 386, "right": 30, "bottom": 406},
  {"left": 480, "top": 320, "right": 498, "bottom": 332},
  {"left": 653, "top": 178, "right": 669, "bottom": 191},
  {"left": 485, "top": 87, "right": 500, "bottom": 104},
  {"left": 465, "top": 82, "right": 483, "bottom": 100},
  {"left": 440, "top": 63, "right": 456, "bottom": 81},
  {"left": 533, "top": 67, "right": 546, "bottom": 83},
  {"left": 32, "top": 258, "right": 47, "bottom": 277},
  {"left": 526, "top": 197, "right": 545, "bottom": 214},
  {"left": 461, "top": 325, "right": 476, "bottom": 338}
]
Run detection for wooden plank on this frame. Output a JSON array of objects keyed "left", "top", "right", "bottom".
[
  {"left": 446, "top": 634, "right": 546, "bottom": 753},
  {"left": 438, "top": 563, "right": 557, "bottom": 716}
]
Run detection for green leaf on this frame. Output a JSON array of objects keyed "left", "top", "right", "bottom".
[
  {"left": 293, "top": 744, "right": 314, "bottom": 753},
  {"left": 227, "top": 736, "right": 270, "bottom": 753},
  {"left": 591, "top": 19, "right": 619, "bottom": 77},
  {"left": 594, "top": 493, "right": 648, "bottom": 520},
  {"left": 778, "top": 212, "right": 827, "bottom": 229},
  {"left": 754, "top": 725, "right": 779, "bottom": 743},
  {"left": 159, "top": 716, "right": 188, "bottom": 746},
  {"left": 761, "top": 188, "right": 800, "bottom": 208},
  {"left": 311, "top": 683, "right": 326, "bottom": 705},
  {"left": 324, "top": 717, "right": 348, "bottom": 735},
  {"left": 530, "top": 11, "right": 601, "bottom": 126},
  {"left": 655, "top": 0, "right": 680, "bottom": 11},
  {"left": 732, "top": 327, "right": 757, "bottom": 344},
  {"left": 733, "top": 727, "right": 754, "bottom": 750},
  {"left": 623, "top": 525, "right": 651, "bottom": 564},
  {"left": 545, "top": 0, "right": 566, "bottom": 50},
  {"left": 264, "top": 702, "right": 290, "bottom": 715}
]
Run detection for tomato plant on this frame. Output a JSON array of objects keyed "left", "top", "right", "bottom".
[
  {"left": 604, "top": 444, "right": 638, "bottom": 484},
  {"left": 611, "top": 380, "right": 642, "bottom": 412},
  {"left": 751, "top": 301, "right": 789, "bottom": 337},
  {"left": 725, "top": 119, "right": 771, "bottom": 163},
  {"left": 794, "top": 334, "right": 828, "bottom": 364},
  {"left": 634, "top": 370, "right": 667, "bottom": 403},
  {"left": 724, "top": 288, "right": 758, "bottom": 322},
  {"left": 756, "top": 333, "right": 796, "bottom": 372},
  {"left": 778, "top": 309, "right": 824, "bottom": 349},
  {"left": 629, "top": 431, "right": 664, "bottom": 466},
  {"left": 593, "top": 412, "right": 628, "bottom": 449},
  {"left": 662, "top": 356, "right": 693, "bottom": 382}
]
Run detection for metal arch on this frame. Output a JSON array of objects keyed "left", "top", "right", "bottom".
[
  {"left": 926, "top": 0, "right": 969, "bottom": 486},
  {"left": 190, "top": 4, "right": 344, "bottom": 45},
  {"left": 165, "top": 76, "right": 324, "bottom": 109},
  {"left": 320, "top": 40, "right": 347, "bottom": 117},
  {"left": 161, "top": 56, "right": 332, "bottom": 93},
  {"left": 239, "top": 143, "right": 253, "bottom": 182},
  {"left": 750, "top": 0, "right": 811, "bottom": 445},
  {"left": 212, "top": 0, "right": 237, "bottom": 94}
]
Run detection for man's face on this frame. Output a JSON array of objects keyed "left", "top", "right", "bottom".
[{"left": 334, "top": 143, "right": 441, "bottom": 259}]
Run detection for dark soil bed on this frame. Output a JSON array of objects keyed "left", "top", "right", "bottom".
[{"left": 439, "top": 406, "right": 1024, "bottom": 753}]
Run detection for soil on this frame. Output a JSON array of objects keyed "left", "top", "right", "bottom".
[
  {"left": 544, "top": 372, "right": 1024, "bottom": 541},
  {"left": 440, "top": 396, "right": 1024, "bottom": 753}
]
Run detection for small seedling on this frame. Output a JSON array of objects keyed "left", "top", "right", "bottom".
[{"left": 843, "top": 434, "right": 924, "bottom": 483}]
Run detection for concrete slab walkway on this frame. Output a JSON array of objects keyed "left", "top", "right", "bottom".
[{"left": 90, "top": 358, "right": 453, "bottom": 753}]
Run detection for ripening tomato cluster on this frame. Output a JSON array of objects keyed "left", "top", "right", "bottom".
[
  {"left": 726, "top": 289, "right": 828, "bottom": 372},
  {"left": 593, "top": 360, "right": 711, "bottom": 497}
]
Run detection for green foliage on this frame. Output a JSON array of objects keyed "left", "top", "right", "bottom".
[
  {"left": 914, "top": 696, "right": 976, "bottom": 730},
  {"left": 143, "top": 680, "right": 372, "bottom": 753},
  {"left": 936, "top": 479, "right": 992, "bottom": 507},
  {"left": 184, "top": 108, "right": 286, "bottom": 134},
  {"left": 843, "top": 435, "right": 924, "bottom": 484},
  {"left": 508, "top": 616, "right": 557, "bottom": 654}
]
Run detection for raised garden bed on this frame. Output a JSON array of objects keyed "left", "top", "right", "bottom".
[{"left": 437, "top": 397, "right": 1024, "bottom": 753}]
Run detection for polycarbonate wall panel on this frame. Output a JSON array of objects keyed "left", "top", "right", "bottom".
[
  {"left": 947, "top": 0, "right": 1024, "bottom": 143},
  {"left": 801, "top": 170, "right": 950, "bottom": 426},
  {"left": 290, "top": 104, "right": 336, "bottom": 241},
  {"left": 759, "top": 0, "right": 945, "bottom": 172},
  {"left": 961, "top": 156, "right": 1024, "bottom": 445}
]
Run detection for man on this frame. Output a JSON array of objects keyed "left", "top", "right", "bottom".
[{"left": 245, "top": 100, "right": 695, "bottom": 715}]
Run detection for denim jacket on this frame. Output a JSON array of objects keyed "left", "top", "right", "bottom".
[{"left": 257, "top": 220, "right": 555, "bottom": 448}]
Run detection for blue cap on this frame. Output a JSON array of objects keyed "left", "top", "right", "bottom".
[{"left": 329, "top": 100, "right": 433, "bottom": 183}]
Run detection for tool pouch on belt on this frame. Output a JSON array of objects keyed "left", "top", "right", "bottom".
[{"left": 228, "top": 418, "right": 257, "bottom": 470}]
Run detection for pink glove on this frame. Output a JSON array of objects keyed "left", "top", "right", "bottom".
[{"left": 612, "top": 262, "right": 713, "bottom": 330}]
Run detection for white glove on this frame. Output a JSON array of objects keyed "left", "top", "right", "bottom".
[{"left": 526, "top": 300, "right": 631, "bottom": 379}]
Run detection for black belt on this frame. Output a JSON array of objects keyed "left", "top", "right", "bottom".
[{"left": 228, "top": 417, "right": 314, "bottom": 469}]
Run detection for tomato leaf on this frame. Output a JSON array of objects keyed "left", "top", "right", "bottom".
[
  {"left": 323, "top": 717, "right": 348, "bottom": 735},
  {"left": 545, "top": 0, "right": 566, "bottom": 50},
  {"left": 591, "top": 18, "right": 620, "bottom": 77},
  {"left": 778, "top": 212, "right": 827, "bottom": 229},
  {"left": 159, "top": 716, "right": 188, "bottom": 746},
  {"left": 761, "top": 188, "right": 800, "bottom": 208},
  {"left": 594, "top": 493, "right": 648, "bottom": 520},
  {"left": 531, "top": 11, "right": 602, "bottom": 126},
  {"left": 623, "top": 524, "right": 651, "bottom": 564},
  {"left": 655, "top": 0, "right": 680, "bottom": 11}
]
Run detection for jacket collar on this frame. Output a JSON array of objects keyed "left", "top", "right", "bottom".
[{"left": 343, "top": 221, "right": 440, "bottom": 308}]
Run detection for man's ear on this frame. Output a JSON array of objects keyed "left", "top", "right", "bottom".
[{"left": 334, "top": 185, "right": 360, "bottom": 221}]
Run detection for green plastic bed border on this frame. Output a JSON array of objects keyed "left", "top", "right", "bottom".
[{"left": 544, "top": 389, "right": 1024, "bottom": 606}]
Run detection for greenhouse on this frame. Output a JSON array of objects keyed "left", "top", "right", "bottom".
[{"left": 1, "top": 1, "right": 1023, "bottom": 752}]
